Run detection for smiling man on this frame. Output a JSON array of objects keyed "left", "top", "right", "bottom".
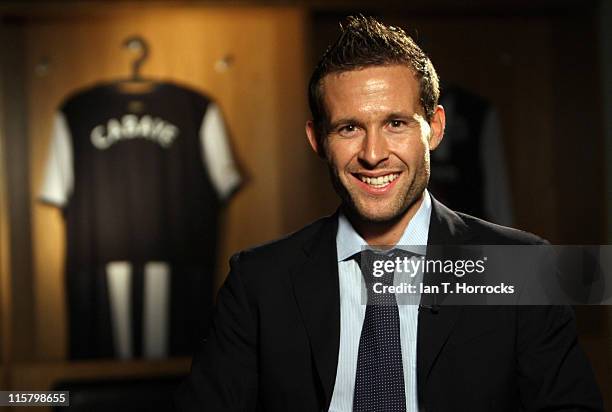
[
  {"left": 306, "top": 64, "right": 444, "bottom": 245},
  {"left": 176, "top": 16, "right": 602, "bottom": 411}
]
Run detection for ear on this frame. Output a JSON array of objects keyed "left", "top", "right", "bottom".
[
  {"left": 428, "top": 105, "right": 446, "bottom": 151},
  {"left": 305, "top": 120, "right": 326, "bottom": 158}
]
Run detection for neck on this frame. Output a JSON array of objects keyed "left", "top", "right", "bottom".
[{"left": 347, "top": 192, "right": 425, "bottom": 247}]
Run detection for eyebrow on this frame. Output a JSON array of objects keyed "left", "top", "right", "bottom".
[{"left": 383, "top": 112, "right": 418, "bottom": 123}]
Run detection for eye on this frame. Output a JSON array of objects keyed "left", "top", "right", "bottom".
[
  {"left": 337, "top": 124, "right": 362, "bottom": 138},
  {"left": 386, "top": 119, "right": 410, "bottom": 134}
]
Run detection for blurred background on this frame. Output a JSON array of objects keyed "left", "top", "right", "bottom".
[{"left": 0, "top": 0, "right": 610, "bottom": 410}]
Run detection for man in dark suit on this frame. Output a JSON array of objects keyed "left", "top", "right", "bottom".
[{"left": 176, "top": 15, "right": 603, "bottom": 411}]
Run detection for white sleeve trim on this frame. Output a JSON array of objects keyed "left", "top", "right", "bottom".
[
  {"left": 200, "top": 102, "right": 241, "bottom": 200},
  {"left": 39, "top": 111, "right": 74, "bottom": 207}
]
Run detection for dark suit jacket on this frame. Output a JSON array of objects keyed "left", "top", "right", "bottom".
[{"left": 176, "top": 198, "right": 603, "bottom": 411}]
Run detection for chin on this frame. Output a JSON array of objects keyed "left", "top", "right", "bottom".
[
  {"left": 347, "top": 184, "right": 426, "bottom": 224},
  {"left": 349, "top": 201, "right": 406, "bottom": 224}
]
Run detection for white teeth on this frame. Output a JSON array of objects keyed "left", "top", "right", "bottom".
[{"left": 359, "top": 173, "right": 399, "bottom": 188}]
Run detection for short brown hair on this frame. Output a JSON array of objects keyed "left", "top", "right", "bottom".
[{"left": 308, "top": 15, "right": 440, "bottom": 137}]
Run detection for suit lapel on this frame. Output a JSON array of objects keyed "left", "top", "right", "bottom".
[
  {"left": 417, "top": 197, "right": 472, "bottom": 401},
  {"left": 290, "top": 214, "right": 340, "bottom": 409}
]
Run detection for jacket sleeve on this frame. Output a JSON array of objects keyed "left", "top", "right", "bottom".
[
  {"left": 175, "top": 253, "right": 258, "bottom": 411},
  {"left": 516, "top": 305, "right": 603, "bottom": 411}
]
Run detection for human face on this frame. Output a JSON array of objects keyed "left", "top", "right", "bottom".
[{"left": 306, "top": 65, "right": 445, "bottom": 224}]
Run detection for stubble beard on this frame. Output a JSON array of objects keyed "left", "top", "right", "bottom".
[{"left": 328, "top": 159, "right": 430, "bottom": 226}]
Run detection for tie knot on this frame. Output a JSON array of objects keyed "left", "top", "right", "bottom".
[
  {"left": 351, "top": 248, "right": 421, "bottom": 306},
  {"left": 355, "top": 248, "right": 418, "bottom": 279}
]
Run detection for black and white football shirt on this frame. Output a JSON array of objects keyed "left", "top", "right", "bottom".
[{"left": 40, "top": 82, "right": 241, "bottom": 359}]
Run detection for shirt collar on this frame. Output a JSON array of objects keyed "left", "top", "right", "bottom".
[{"left": 336, "top": 190, "right": 432, "bottom": 262}]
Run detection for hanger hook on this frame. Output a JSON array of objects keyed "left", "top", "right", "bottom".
[{"left": 122, "top": 35, "right": 149, "bottom": 81}]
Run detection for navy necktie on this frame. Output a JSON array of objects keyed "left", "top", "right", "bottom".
[{"left": 353, "top": 249, "right": 408, "bottom": 412}]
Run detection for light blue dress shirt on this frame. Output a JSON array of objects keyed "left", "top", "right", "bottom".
[{"left": 328, "top": 190, "right": 432, "bottom": 412}]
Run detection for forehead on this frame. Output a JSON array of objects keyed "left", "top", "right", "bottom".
[{"left": 321, "top": 65, "right": 421, "bottom": 119}]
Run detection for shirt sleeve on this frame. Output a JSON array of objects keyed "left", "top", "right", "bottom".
[
  {"left": 199, "top": 102, "right": 242, "bottom": 201},
  {"left": 39, "top": 110, "right": 74, "bottom": 207}
]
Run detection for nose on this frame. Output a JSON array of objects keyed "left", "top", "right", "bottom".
[{"left": 358, "top": 129, "right": 389, "bottom": 167}]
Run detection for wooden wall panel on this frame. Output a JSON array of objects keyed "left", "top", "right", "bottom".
[
  {"left": 551, "top": 15, "right": 605, "bottom": 244},
  {"left": 605, "top": 1, "right": 612, "bottom": 245},
  {"left": 25, "top": 6, "right": 309, "bottom": 360},
  {"left": 1, "top": 21, "right": 37, "bottom": 367},
  {"left": 0, "top": 29, "right": 10, "bottom": 388}
]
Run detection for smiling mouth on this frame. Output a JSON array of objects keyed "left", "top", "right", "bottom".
[{"left": 353, "top": 173, "right": 400, "bottom": 189}]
